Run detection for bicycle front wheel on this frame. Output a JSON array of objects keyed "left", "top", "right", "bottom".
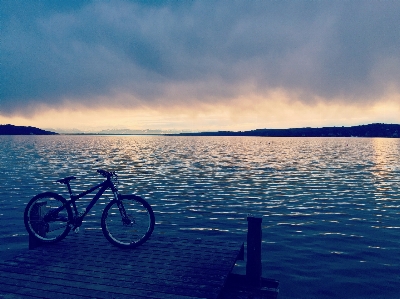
[
  {"left": 24, "top": 192, "right": 72, "bottom": 243},
  {"left": 101, "top": 195, "right": 155, "bottom": 248}
]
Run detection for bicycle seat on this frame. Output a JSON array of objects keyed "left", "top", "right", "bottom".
[{"left": 56, "top": 176, "right": 76, "bottom": 184}]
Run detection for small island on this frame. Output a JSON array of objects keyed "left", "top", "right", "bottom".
[{"left": 0, "top": 124, "right": 58, "bottom": 135}]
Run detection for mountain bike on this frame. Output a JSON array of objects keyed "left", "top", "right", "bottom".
[{"left": 24, "top": 169, "right": 155, "bottom": 248}]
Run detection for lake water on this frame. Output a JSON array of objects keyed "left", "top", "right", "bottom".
[{"left": 0, "top": 135, "right": 399, "bottom": 298}]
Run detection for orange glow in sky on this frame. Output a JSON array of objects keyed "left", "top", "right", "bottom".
[{"left": 1, "top": 90, "right": 399, "bottom": 132}]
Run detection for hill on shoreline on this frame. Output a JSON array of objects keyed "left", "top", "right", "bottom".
[
  {"left": 0, "top": 124, "right": 58, "bottom": 135},
  {"left": 169, "top": 123, "right": 399, "bottom": 138}
]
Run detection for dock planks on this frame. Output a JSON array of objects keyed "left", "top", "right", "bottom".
[{"left": 0, "top": 230, "right": 243, "bottom": 299}]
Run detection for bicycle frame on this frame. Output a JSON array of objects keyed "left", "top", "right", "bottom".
[{"left": 67, "top": 178, "right": 118, "bottom": 218}]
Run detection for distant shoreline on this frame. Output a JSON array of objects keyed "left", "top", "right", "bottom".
[
  {"left": 167, "top": 123, "right": 399, "bottom": 138},
  {"left": 1, "top": 123, "right": 399, "bottom": 138}
]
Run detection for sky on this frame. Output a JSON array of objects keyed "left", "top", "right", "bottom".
[{"left": 1, "top": 0, "right": 399, "bottom": 132}]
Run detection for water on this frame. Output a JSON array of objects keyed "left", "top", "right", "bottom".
[{"left": 0, "top": 135, "right": 399, "bottom": 298}]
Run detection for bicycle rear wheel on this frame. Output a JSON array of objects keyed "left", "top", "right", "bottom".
[
  {"left": 101, "top": 195, "right": 155, "bottom": 248},
  {"left": 24, "top": 192, "right": 72, "bottom": 243}
]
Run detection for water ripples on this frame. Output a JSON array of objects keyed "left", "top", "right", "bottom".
[{"left": 0, "top": 135, "right": 399, "bottom": 298}]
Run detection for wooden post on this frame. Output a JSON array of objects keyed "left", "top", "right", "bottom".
[
  {"left": 28, "top": 202, "right": 46, "bottom": 249},
  {"left": 246, "top": 215, "right": 262, "bottom": 287}
]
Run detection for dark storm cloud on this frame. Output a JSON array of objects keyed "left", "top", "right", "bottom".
[{"left": 1, "top": 0, "right": 399, "bottom": 114}]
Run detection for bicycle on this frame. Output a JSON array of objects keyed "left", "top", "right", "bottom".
[{"left": 24, "top": 169, "right": 155, "bottom": 248}]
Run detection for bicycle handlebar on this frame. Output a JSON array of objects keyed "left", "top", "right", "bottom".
[{"left": 97, "top": 169, "right": 116, "bottom": 178}]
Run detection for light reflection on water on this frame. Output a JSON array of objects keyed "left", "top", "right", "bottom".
[{"left": 0, "top": 135, "right": 399, "bottom": 298}]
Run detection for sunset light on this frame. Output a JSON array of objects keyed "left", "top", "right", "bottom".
[{"left": 1, "top": 1, "right": 399, "bottom": 132}]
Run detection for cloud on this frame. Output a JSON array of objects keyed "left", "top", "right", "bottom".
[{"left": 1, "top": 0, "right": 399, "bottom": 116}]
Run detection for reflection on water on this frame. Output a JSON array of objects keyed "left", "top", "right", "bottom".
[{"left": 0, "top": 135, "right": 399, "bottom": 299}]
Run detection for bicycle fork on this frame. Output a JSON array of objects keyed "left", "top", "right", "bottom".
[{"left": 115, "top": 194, "right": 133, "bottom": 226}]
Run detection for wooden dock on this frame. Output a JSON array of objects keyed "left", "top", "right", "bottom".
[
  {"left": 0, "top": 215, "right": 279, "bottom": 299},
  {"left": 0, "top": 229, "right": 244, "bottom": 299}
]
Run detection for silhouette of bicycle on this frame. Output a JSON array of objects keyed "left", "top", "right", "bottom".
[{"left": 24, "top": 169, "right": 155, "bottom": 248}]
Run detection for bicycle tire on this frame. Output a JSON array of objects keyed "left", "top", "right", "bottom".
[
  {"left": 101, "top": 194, "right": 155, "bottom": 248},
  {"left": 24, "top": 192, "right": 72, "bottom": 243}
]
